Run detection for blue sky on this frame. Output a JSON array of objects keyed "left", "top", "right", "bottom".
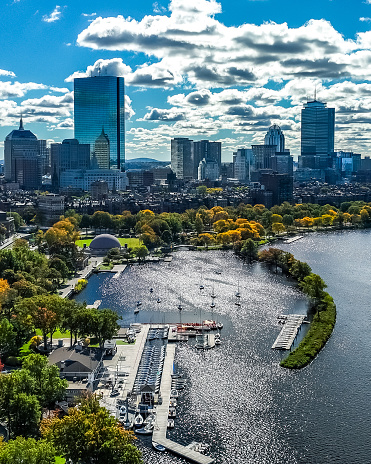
[{"left": 2, "top": 0, "right": 371, "bottom": 162}]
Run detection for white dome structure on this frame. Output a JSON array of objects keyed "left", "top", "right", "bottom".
[{"left": 89, "top": 234, "right": 121, "bottom": 255}]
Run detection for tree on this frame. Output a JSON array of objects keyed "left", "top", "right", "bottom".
[
  {"left": 194, "top": 216, "right": 204, "bottom": 235},
  {"left": 240, "top": 238, "right": 258, "bottom": 263},
  {"left": 22, "top": 354, "right": 67, "bottom": 408},
  {"left": 0, "top": 370, "right": 40, "bottom": 438},
  {"left": 80, "top": 214, "right": 91, "bottom": 236},
  {"left": 0, "top": 318, "right": 16, "bottom": 358},
  {"left": 289, "top": 260, "right": 312, "bottom": 281},
  {"left": 299, "top": 273, "right": 327, "bottom": 305},
  {"left": 41, "top": 393, "right": 142, "bottom": 464},
  {"left": 89, "top": 309, "right": 121, "bottom": 348},
  {"left": 8, "top": 212, "right": 23, "bottom": 232},
  {"left": 271, "top": 222, "right": 285, "bottom": 235},
  {"left": 133, "top": 245, "right": 149, "bottom": 262},
  {"left": 0, "top": 437, "right": 56, "bottom": 464}
]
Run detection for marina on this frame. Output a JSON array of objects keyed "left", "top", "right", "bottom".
[
  {"left": 74, "top": 239, "right": 371, "bottom": 464},
  {"left": 271, "top": 314, "right": 307, "bottom": 350}
]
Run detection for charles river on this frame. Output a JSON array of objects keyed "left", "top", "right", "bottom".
[{"left": 75, "top": 230, "right": 371, "bottom": 464}]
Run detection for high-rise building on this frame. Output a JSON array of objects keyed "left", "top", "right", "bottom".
[
  {"left": 232, "top": 148, "right": 253, "bottom": 182},
  {"left": 300, "top": 100, "right": 335, "bottom": 169},
  {"left": 93, "top": 128, "right": 110, "bottom": 169},
  {"left": 264, "top": 124, "right": 285, "bottom": 152},
  {"left": 198, "top": 158, "right": 219, "bottom": 181},
  {"left": 74, "top": 76, "right": 125, "bottom": 170},
  {"left": 252, "top": 145, "right": 277, "bottom": 170},
  {"left": 4, "top": 118, "right": 42, "bottom": 189},
  {"left": 50, "top": 139, "right": 90, "bottom": 189},
  {"left": 171, "top": 138, "right": 194, "bottom": 179},
  {"left": 194, "top": 140, "right": 221, "bottom": 178}
]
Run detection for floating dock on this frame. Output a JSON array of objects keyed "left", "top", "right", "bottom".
[
  {"left": 285, "top": 235, "right": 303, "bottom": 244},
  {"left": 272, "top": 314, "right": 306, "bottom": 350},
  {"left": 152, "top": 344, "right": 214, "bottom": 464},
  {"left": 86, "top": 299, "right": 101, "bottom": 309}
]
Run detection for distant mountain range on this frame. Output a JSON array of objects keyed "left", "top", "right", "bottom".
[
  {"left": 126, "top": 157, "right": 169, "bottom": 164},
  {"left": 125, "top": 157, "right": 170, "bottom": 170}
]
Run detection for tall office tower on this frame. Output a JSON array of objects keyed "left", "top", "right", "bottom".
[
  {"left": 171, "top": 138, "right": 194, "bottom": 179},
  {"left": 193, "top": 140, "right": 222, "bottom": 178},
  {"left": 264, "top": 124, "right": 285, "bottom": 152},
  {"left": 4, "top": 118, "right": 42, "bottom": 189},
  {"left": 94, "top": 128, "right": 110, "bottom": 169},
  {"left": 251, "top": 145, "right": 277, "bottom": 170},
  {"left": 74, "top": 76, "right": 125, "bottom": 170},
  {"left": 300, "top": 100, "right": 335, "bottom": 169},
  {"left": 50, "top": 139, "right": 90, "bottom": 189},
  {"left": 38, "top": 139, "right": 50, "bottom": 175},
  {"left": 232, "top": 148, "right": 253, "bottom": 182}
]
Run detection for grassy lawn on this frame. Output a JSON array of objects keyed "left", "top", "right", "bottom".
[
  {"left": 55, "top": 457, "right": 65, "bottom": 463},
  {"left": 76, "top": 237, "right": 140, "bottom": 248},
  {"left": 116, "top": 339, "right": 135, "bottom": 345},
  {"left": 97, "top": 263, "right": 114, "bottom": 271},
  {"left": 36, "top": 329, "right": 71, "bottom": 338}
]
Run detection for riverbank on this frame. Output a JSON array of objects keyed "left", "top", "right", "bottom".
[{"left": 280, "top": 291, "right": 336, "bottom": 368}]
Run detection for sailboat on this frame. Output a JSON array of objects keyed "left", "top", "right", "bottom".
[{"left": 235, "top": 281, "right": 241, "bottom": 306}]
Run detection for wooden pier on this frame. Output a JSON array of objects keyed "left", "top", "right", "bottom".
[
  {"left": 272, "top": 314, "right": 306, "bottom": 350},
  {"left": 152, "top": 344, "right": 214, "bottom": 464}
]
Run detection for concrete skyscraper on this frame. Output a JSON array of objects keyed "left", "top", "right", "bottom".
[
  {"left": 171, "top": 138, "right": 194, "bottom": 179},
  {"left": 4, "top": 118, "right": 43, "bottom": 189},
  {"left": 264, "top": 124, "right": 285, "bottom": 152},
  {"left": 300, "top": 100, "right": 335, "bottom": 169},
  {"left": 74, "top": 76, "right": 125, "bottom": 170}
]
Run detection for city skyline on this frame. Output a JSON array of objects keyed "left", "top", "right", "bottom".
[{"left": 2, "top": 0, "right": 371, "bottom": 161}]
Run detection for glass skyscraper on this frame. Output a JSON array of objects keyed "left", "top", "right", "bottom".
[
  {"left": 74, "top": 76, "right": 125, "bottom": 170},
  {"left": 300, "top": 100, "right": 335, "bottom": 169}
]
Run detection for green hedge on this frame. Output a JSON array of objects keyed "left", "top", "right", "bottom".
[{"left": 280, "top": 292, "right": 336, "bottom": 369}]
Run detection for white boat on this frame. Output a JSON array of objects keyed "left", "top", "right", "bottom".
[
  {"left": 136, "top": 301, "right": 142, "bottom": 306},
  {"left": 157, "top": 298, "right": 161, "bottom": 303},
  {"left": 168, "top": 408, "right": 176, "bottom": 418},
  {"left": 169, "top": 399, "right": 177, "bottom": 407},
  {"left": 143, "top": 413, "right": 156, "bottom": 425},
  {"left": 152, "top": 442, "right": 166, "bottom": 452},
  {"left": 134, "top": 413, "right": 144, "bottom": 427},
  {"left": 210, "top": 302, "right": 215, "bottom": 309},
  {"left": 135, "top": 424, "right": 153, "bottom": 435},
  {"left": 170, "top": 389, "right": 179, "bottom": 398},
  {"left": 134, "top": 308, "right": 139, "bottom": 314},
  {"left": 167, "top": 419, "right": 175, "bottom": 428}
]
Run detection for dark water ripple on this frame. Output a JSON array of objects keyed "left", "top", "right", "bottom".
[{"left": 75, "top": 231, "right": 371, "bottom": 463}]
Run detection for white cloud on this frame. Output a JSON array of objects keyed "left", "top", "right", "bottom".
[
  {"left": 82, "top": 12, "right": 97, "bottom": 17},
  {"left": 43, "top": 5, "right": 62, "bottom": 23},
  {"left": 359, "top": 17, "right": 371, "bottom": 22},
  {"left": 66, "top": 58, "right": 132, "bottom": 82},
  {"left": 0, "top": 81, "right": 47, "bottom": 99},
  {"left": 0, "top": 69, "right": 16, "bottom": 78}
]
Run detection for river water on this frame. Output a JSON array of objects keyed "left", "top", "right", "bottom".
[{"left": 75, "top": 230, "right": 371, "bottom": 464}]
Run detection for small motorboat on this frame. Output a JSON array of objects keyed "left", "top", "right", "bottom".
[
  {"left": 152, "top": 442, "right": 166, "bottom": 452},
  {"left": 168, "top": 408, "right": 176, "bottom": 418},
  {"left": 136, "top": 301, "right": 142, "bottom": 306},
  {"left": 169, "top": 399, "right": 177, "bottom": 407},
  {"left": 210, "top": 302, "right": 215, "bottom": 309},
  {"left": 143, "top": 413, "right": 156, "bottom": 425},
  {"left": 157, "top": 298, "right": 161, "bottom": 303},
  {"left": 217, "top": 322, "right": 223, "bottom": 329},
  {"left": 119, "top": 405, "right": 127, "bottom": 416},
  {"left": 135, "top": 424, "right": 153, "bottom": 435},
  {"left": 134, "top": 308, "right": 139, "bottom": 314},
  {"left": 199, "top": 285, "right": 204, "bottom": 290},
  {"left": 235, "top": 301, "right": 241, "bottom": 306},
  {"left": 235, "top": 292, "right": 241, "bottom": 298},
  {"left": 170, "top": 389, "right": 179, "bottom": 398},
  {"left": 150, "top": 288, "right": 153, "bottom": 293},
  {"left": 134, "top": 414, "right": 144, "bottom": 427},
  {"left": 167, "top": 418, "right": 175, "bottom": 428}
]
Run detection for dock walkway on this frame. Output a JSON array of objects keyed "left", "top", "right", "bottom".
[
  {"left": 272, "top": 314, "right": 306, "bottom": 350},
  {"left": 153, "top": 344, "right": 214, "bottom": 464}
]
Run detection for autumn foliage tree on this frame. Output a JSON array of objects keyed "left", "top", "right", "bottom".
[{"left": 41, "top": 393, "right": 142, "bottom": 464}]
